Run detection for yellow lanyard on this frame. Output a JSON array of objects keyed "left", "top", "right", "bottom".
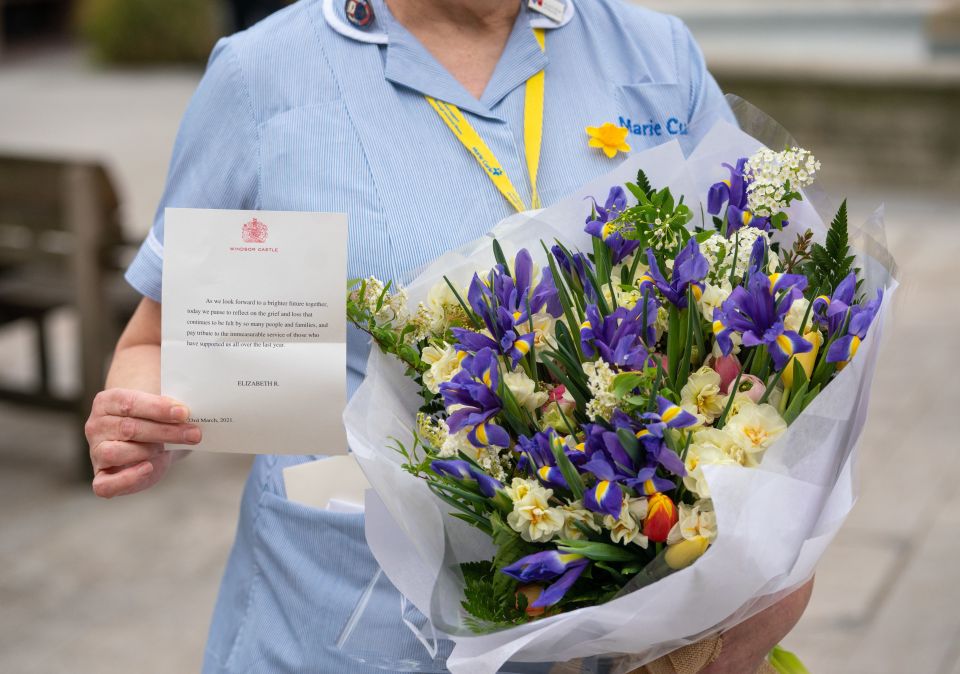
[{"left": 425, "top": 28, "right": 546, "bottom": 213}]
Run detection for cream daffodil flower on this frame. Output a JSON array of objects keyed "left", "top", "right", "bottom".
[
  {"left": 602, "top": 496, "right": 650, "bottom": 547},
  {"left": 667, "top": 500, "right": 718, "bottom": 545},
  {"left": 680, "top": 366, "right": 727, "bottom": 425},
  {"left": 683, "top": 428, "right": 742, "bottom": 498},
  {"left": 421, "top": 342, "right": 466, "bottom": 394},
  {"left": 503, "top": 369, "right": 549, "bottom": 415},
  {"left": 507, "top": 481, "right": 565, "bottom": 543},
  {"left": 724, "top": 402, "right": 787, "bottom": 467}
]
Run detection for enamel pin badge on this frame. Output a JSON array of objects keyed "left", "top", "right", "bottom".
[
  {"left": 345, "top": 0, "right": 374, "bottom": 28},
  {"left": 528, "top": 0, "right": 565, "bottom": 23}
]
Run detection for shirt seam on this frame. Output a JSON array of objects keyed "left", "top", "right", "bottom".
[
  {"left": 669, "top": 16, "right": 697, "bottom": 123},
  {"left": 306, "top": 10, "right": 399, "bottom": 279},
  {"left": 223, "top": 41, "right": 264, "bottom": 211}
]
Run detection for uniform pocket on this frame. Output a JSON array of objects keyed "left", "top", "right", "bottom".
[
  {"left": 228, "top": 490, "right": 446, "bottom": 673},
  {"left": 613, "top": 82, "right": 691, "bottom": 146}
]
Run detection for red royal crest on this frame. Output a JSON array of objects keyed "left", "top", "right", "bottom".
[{"left": 242, "top": 217, "right": 268, "bottom": 243}]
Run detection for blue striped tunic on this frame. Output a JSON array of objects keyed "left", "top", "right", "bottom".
[{"left": 125, "top": 0, "right": 733, "bottom": 671}]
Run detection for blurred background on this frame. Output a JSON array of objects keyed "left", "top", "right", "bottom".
[{"left": 0, "top": 0, "right": 957, "bottom": 672}]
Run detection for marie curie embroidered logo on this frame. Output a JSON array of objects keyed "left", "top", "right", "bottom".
[
  {"left": 242, "top": 217, "right": 268, "bottom": 243},
  {"left": 619, "top": 116, "right": 688, "bottom": 138}
]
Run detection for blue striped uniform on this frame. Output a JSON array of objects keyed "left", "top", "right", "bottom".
[{"left": 124, "top": 0, "right": 733, "bottom": 671}]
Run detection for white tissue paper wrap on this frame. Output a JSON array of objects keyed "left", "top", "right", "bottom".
[{"left": 344, "top": 100, "right": 898, "bottom": 674}]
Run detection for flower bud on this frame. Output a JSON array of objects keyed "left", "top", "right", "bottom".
[
  {"left": 664, "top": 535, "right": 710, "bottom": 570},
  {"left": 707, "top": 354, "right": 741, "bottom": 392},
  {"left": 727, "top": 374, "right": 765, "bottom": 403},
  {"left": 643, "top": 493, "right": 679, "bottom": 543},
  {"left": 782, "top": 330, "right": 823, "bottom": 389},
  {"left": 516, "top": 585, "right": 546, "bottom": 617}
]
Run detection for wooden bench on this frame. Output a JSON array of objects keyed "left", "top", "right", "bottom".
[{"left": 0, "top": 154, "right": 140, "bottom": 476}]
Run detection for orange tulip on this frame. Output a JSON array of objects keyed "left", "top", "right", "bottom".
[{"left": 643, "top": 493, "right": 679, "bottom": 543}]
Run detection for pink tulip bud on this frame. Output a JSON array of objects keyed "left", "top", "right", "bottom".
[
  {"left": 727, "top": 374, "right": 766, "bottom": 403},
  {"left": 547, "top": 385, "right": 566, "bottom": 404},
  {"left": 653, "top": 352, "right": 669, "bottom": 373},
  {"left": 708, "top": 354, "right": 741, "bottom": 391}
]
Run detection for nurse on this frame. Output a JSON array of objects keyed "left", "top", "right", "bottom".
[{"left": 84, "top": 0, "right": 812, "bottom": 672}]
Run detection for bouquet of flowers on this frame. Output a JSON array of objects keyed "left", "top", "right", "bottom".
[{"left": 343, "top": 110, "right": 896, "bottom": 673}]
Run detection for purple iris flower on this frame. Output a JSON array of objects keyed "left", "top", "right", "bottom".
[
  {"left": 635, "top": 398, "right": 698, "bottom": 478},
  {"left": 812, "top": 272, "right": 857, "bottom": 336},
  {"left": 431, "top": 459, "right": 503, "bottom": 498},
  {"left": 551, "top": 245, "right": 597, "bottom": 302},
  {"left": 583, "top": 479, "right": 623, "bottom": 518},
  {"left": 452, "top": 249, "right": 561, "bottom": 367},
  {"left": 439, "top": 348, "right": 511, "bottom": 448},
  {"left": 516, "top": 430, "right": 569, "bottom": 490},
  {"left": 707, "top": 158, "right": 774, "bottom": 236},
  {"left": 827, "top": 289, "right": 883, "bottom": 364},
  {"left": 715, "top": 269, "right": 813, "bottom": 370},
  {"left": 576, "top": 405, "right": 686, "bottom": 517},
  {"left": 502, "top": 550, "right": 589, "bottom": 608},
  {"left": 644, "top": 238, "right": 708, "bottom": 309},
  {"left": 580, "top": 301, "right": 658, "bottom": 371},
  {"left": 585, "top": 186, "right": 640, "bottom": 264}
]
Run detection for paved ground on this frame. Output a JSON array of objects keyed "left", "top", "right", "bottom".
[{"left": 1, "top": 42, "right": 959, "bottom": 674}]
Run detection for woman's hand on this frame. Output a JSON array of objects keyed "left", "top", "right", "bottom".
[
  {"left": 86, "top": 389, "right": 201, "bottom": 498},
  {"left": 701, "top": 578, "right": 814, "bottom": 674},
  {"left": 86, "top": 297, "right": 195, "bottom": 498}
]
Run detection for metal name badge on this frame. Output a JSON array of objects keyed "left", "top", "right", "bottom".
[{"left": 528, "top": 0, "right": 565, "bottom": 24}]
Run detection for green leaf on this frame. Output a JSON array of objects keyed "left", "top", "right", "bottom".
[
  {"left": 805, "top": 200, "right": 855, "bottom": 297},
  {"left": 550, "top": 434, "right": 586, "bottom": 500},
  {"left": 768, "top": 645, "right": 811, "bottom": 674},
  {"left": 616, "top": 428, "right": 641, "bottom": 465},
  {"left": 492, "top": 238, "right": 510, "bottom": 274},
  {"left": 782, "top": 381, "right": 810, "bottom": 424},
  {"left": 557, "top": 539, "right": 641, "bottom": 562},
  {"left": 635, "top": 169, "right": 653, "bottom": 196}
]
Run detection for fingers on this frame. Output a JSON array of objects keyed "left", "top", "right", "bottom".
[
  {"left": 93, "top": 389, "right": 190, "bottom": 424},
  {"left": 105, "top": 415, "right": 201, "bottom": 446},
  {"left": 92, "top": 461, "right": 155, "bottom": 499},
  {"left": 91, "top": 440, "right": 163, "bottom": 473}
]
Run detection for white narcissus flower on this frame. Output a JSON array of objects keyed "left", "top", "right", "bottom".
[
  {"left": 667, "top": 500, "right": 718, "bottom": 545},
  {"left": 426, "top": 279, "right": 458, "bottom": 314},
  {"left": 503, "top": 369, "right": 549, "bottom": 415},
  {"left": 724, "top": 402, "right": 787, "bottom": 467},
  {"left": 602, "top": 496, "right": 650, "bottom": 547},
  {"left": 426, "top": 279, "right": 467, "bottom": 333},
  {"left": 560, "top": 502, "right": 601, "bottom": 540},
  {"left": 519, "top": 310, "right": 558, "bottom": 350},
  {"left": 421, "top": 342, "right": 465, "bottom": 394},
  {"left": 783, "top": 297, "right": 811, "bottom": 334},
  {"left": 680, "top": 366, "right": 727, "bottom": 425},
  {"left": 683, "top": 428, "right": 743, "bottom": 498},
  {"left": 697, "top": 281, "right": 732, "bottom": 323},
  {"left": 506, "top": 480, "right": 565, "bottom": 543}
]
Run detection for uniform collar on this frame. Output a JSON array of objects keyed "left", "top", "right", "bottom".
[
  {"left": 324, "top": 0, "right": 574, "bottom": 118},
  {"left": 323, "top": 0, "right": 575, "bottom": 45}
]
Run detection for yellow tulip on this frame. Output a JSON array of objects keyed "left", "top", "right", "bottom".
[
  {"left": 782, "top": 330, "right": 823, "bottom": 389},
  {"left": 664, "top": 536, "right": 710, "bottom": 570}
]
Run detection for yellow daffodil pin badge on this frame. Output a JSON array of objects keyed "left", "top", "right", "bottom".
[{"left": 586, "top": 123, "right": 631, "bottom": 158}]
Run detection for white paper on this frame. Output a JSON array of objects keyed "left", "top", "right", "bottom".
[
  {"left": 283, "top": 456, "right": 370, "bottom": 511},
  {"left": 345, "top": 112, "right": 897, "bottom": 673},
  {"left": 161, "top": 208, "right": 348, "bottom": 455}
]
